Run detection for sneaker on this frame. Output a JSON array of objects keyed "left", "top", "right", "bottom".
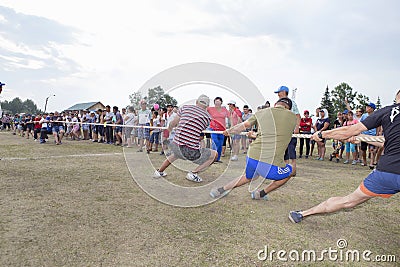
[
  {"left": 305, "top": 155, "right": 309, "bottom": 159},
  {"left": 343, "top": 160, "right": 349, "bottom": 164},
  {"left": 318, "top": 157, "right": 324, "bottom": 161},
  {"left": 251, "top": 190, "right": 268, "bottom": 200},
  {"left": 160, "top": 151, "right": 165, "bottom": 155},
  {"left": 153, "top": 170, "right": 167, "bottom": 178},
  {"left": 231, "top": 155, "right": 238, "bottom": 161},
  {"left": 210, "top": 188, "right": 228, "bottom": 198},
  {"left": 299, "top": 155, "right": 302, "bottom": 159},
  {"left": 352, "top": 160, "right": 357, "bottom": 165},
  {"left": 289, "top": 211, "right": 303, "bottom": 223},
  {"left": 186, "top": 172, "right": 202, "bottom": 183}
]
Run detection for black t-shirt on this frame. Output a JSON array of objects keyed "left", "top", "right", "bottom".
[
  {"left": 51, "top": 116, "right": 63, "bottom": 126},
  {"left": 333, "top": 119, "right": 342, "bottom": 128},
  {"left": 361, "top": 103, "right": 400, "bottom": 174}
]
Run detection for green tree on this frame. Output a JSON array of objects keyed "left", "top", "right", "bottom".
[
  {"left": 320, "top": 85, "right": 335, "bottom": 122},
  {"left": 355, "top": 93, "right": 369, "bottom": 110},
  {"left": 0, "top": 97, "right": 41, "bottom": 114},
  {"left": 145, "top": 86, "right": 178, "bottom": 108},
  {"left": 376, "top": 96, "right": 381, "bottom": 109},
  {"left": 129, "top": 91, "right": 143, "bottom": 110},
  {"left": 331, "top": 82, "right": 357, "bottom": 113}
]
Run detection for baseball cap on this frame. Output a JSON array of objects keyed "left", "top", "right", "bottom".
[
  {"left": 304, "top": 110, "right": 309, "bottom": 114},
  {"left": 274, "top": 85, "right": 289, "bottom": 94},
  {"left": 276, "top": 97, "right": 292, "bottom": 110},
  {"left": 197, "top": 94, "right": 210, "bottom": 107},
  {"left": 227, "top": 100, "right": 236, "bottom": 105},
  {"left": 0, "top": 81, "right": 5, "bottom": 86},
  {"left": 367, "top": 102, "right": 376, "bottom": 110},
  {"left": 343, "top": 109, "right": 348, "bottom": 114}
]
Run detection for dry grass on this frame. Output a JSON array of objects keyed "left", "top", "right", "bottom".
[{"left": 0, "top": 132, "right": 398, "bottom": 266}]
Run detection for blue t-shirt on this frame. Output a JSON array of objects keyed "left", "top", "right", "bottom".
[{"left": 361, "top": 113, "right": 377, "bottom": 135}]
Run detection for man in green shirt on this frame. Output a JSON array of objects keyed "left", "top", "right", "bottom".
[{"left": 210, "top": 98, "right": 297, "bottom": 199}]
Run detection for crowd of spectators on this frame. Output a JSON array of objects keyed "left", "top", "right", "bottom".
[{"left": 1, "top": 91, "right": 382, "bottom": 169}]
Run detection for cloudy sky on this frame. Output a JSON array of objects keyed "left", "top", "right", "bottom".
[{"left": 0, "top": 0, "right": 399, "bottom": 113}]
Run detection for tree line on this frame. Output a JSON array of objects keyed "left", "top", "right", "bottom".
[
  {"left": 0, "top": 97, "right": 42, "bottom": 115},
  {"left": 319, "top": 82, "right": 381, "bottom": 123}
]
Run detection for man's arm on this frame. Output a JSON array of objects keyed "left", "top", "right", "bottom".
[
  {"left": 167, "top": 115, "right": 180, "bottom": 132},
  {"left": 313, "top": 123, "right": 368, "bottom": 141},
  {"left": 224, "top": 121, "right": 252, "bottom": 136}
]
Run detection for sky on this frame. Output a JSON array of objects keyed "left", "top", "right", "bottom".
[{"left": 0, "top": 0, "right": 399, "bottom": 114}]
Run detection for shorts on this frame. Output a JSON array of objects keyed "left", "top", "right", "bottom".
[
  {"left": 231, "top": 134, "right": 241, "bottom": 141},
  {"left": 169, "top": 142, "right": 212, "bottom": 165},
  {"left": 360, "top": 141, "right": 375, "bottom": 151},
  {"left": 115, "top": 126, "right": 123, "bottom": 133},
  {"left": 124, "top": 126, "right": 133, "bottom": 138},
  {"left": 137, "top": 123, "right": 150, "bottom": 139},
  {"left": 245, "top": 157, "right": 293, "bottom": 180},
  {"left": 150, "top": 132, "right": 160, "bottom": 144},
  {"left": 82, "top": 124, "right": 90, "bottom": 131},
  {"left": 360, "top": 169, "right": 400, "bottom": 198},
  {"left": 52, "top": 125, "right": 64, "bottom": 133},
  {"left": 284, "top": 137, "right": 297, "bottom": 160},
  {"left": 345, "top": 142, "right": 357, "bottom": 153}
]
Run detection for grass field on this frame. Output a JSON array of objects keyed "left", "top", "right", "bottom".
[{"left": 0, "top": 132, "right": 399, "bottom": 266}]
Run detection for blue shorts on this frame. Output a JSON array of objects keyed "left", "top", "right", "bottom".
[
  {"left": 360, "top": 170, "right": 400, "bottom": 198},
  {"left": 137, "top": 123, "right": 150, "bottom": 139},
  {"left": 231, "top": 134, "right": 241, "bottom": 141},
  {"left": 245, "top": 157, "right": 293, "bottom": 181},
  {"left": 150, "top": 132, "right": 160, "bottom": 144},
  {"left": 52, "top": 126, "right": 64, "bottom": 133},
  {"left": 115, "top": 126, "right": 123, "bottom": 133}
]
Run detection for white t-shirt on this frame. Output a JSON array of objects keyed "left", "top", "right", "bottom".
[
  {"left": 138, "top": 109, "right": 151, "bottom": 124},
  {"left": 124, "top": 113, "right": 135, "bottom": 126}
]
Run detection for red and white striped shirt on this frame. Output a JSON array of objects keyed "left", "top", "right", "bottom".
[{"left": 173, "top": 105, "right": 211, "bottom": 149}]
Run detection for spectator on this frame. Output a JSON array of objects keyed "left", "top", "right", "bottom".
[
  {"left": 343, "top": 110, "right": 359, "bottom": 164},
  {"left": 299, "top": 110, "right": 312, "bottom": 158},
  {"left": 241, "top": 105, "right": 252, "bottom": 154},
  {"left": 360, "top": 102, "right": 377, "bottom": 169},
  {"left": 207, "top": 97, "right": 229, "bottom": 162},
  {"left": 149, "top": 110, "right": 161, "bottom": 152},
  {"left": 275, "top": 86, "right": 301, "bottom": 175},
  {"left": 104, "top": 105, "right": 114, "bottom": 144},
  {"left": 313, "top": 108, "right": 330, "bottom": 160},
  {"left": 227, "top": 100, "right": 242, "bottom": 161},
  {"left": 137, "top": 100, "right": 151, "bottom": 152},
  {"left": 81, "top": 110, "right": 90, "bottom": 140},
  {"left": 113, "top": 106, "right": 123, "bottom": 146},
  {"left": 124, "top": 106, "right": 136, "bottom": 148}
]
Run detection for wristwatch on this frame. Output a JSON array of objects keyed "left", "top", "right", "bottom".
[{"left": 317, "top": 131, "right": 324, "bottom": 140}]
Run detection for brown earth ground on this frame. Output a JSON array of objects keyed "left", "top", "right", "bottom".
[{"left": 0, "top": 132, "right": 398, "bottom": 266}]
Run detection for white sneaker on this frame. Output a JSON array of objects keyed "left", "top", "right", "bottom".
[
  {"left": 153, "top": 170, "right": 167, "bottom": 178},
  {"left": 231, "top": 155, "right": 238, "bottom": 161},
  {"left": 186, "top": 172, "right": 202, "bottom": 183}
]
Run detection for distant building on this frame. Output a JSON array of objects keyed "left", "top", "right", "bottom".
[{"left": 64, "top": 101, "right": 105, "bottom": 112}]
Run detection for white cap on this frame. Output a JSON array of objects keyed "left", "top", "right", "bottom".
[{"left": 227, "top": 100, "right": 236, "bottom": 105}]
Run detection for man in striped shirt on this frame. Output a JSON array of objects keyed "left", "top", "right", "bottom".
[{"left": 153, "top": 95, "right": 218, "bottom": 183}]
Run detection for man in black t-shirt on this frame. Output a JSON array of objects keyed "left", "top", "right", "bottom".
[{"left": 289, "top": 90, "right": 400, "bottom": 223}]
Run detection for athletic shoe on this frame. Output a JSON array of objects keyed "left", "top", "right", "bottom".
[
  {"left": 210, "top": 188, "right": 228, "bottom": 198},
  {"left": 352, "top": 160, "right": 357, "bottom": 165},
  {"left": 289, "top": 211, "right": 303, "bottom": 223},
  {"left": 343, "top": 160, "right": 349, "bottom": 164},
  {"left": 251, "top": 190, "right": 268, "bottom": 200},
  {"left": 299, "top": 155, "right": 302, "bottom": 158},
  {"left": 231, "top": 155, "right": 238, "bottom": 161},
  {"left": 318, "top": 157, "right": 324, "bottom": 161},
  {"left": 153, "top": 170, "right": 167, "bottom": 178},
  {"left": 186, "top": 172, "right": 202, "bottom": 183},
  {"left": 305, "top": 155, "right": 309, "bottom": 159}
]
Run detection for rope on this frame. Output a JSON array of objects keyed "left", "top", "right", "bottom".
[{"left": 23, "top": 120, "right": 385, "bottom": 142}]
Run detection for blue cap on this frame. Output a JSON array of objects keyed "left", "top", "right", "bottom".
[
  {"left": 343, "top": 109, "right": 348, "bottom": 114},
  {"left": 367, "top": 102, "right": 376, "bottom": 110},
  {"left": 274, "top": 85, "right": 289, "bottom": 94},
  {"left": 0, "top": 82, "right": 5, "bottom": 86}
]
